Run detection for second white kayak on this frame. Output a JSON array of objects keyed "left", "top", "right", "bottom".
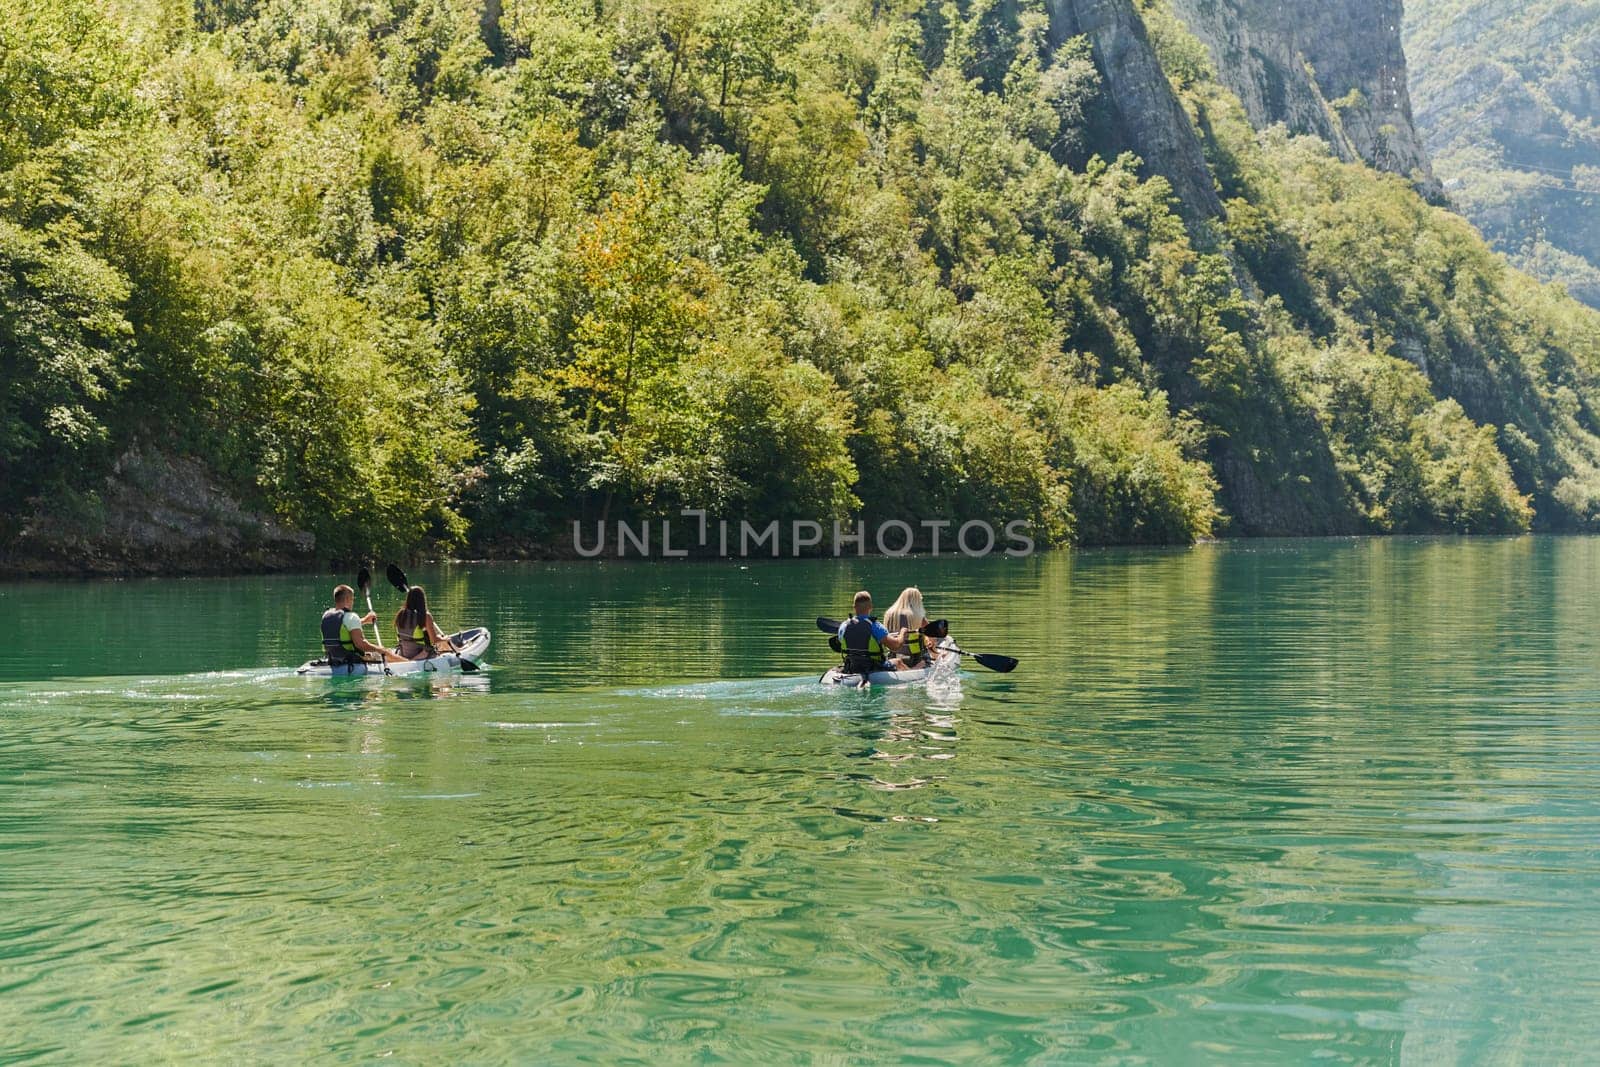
[{"left": 820, "top": 639, "right": 960, "bottom": 687}]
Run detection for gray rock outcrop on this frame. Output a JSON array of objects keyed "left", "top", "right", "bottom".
[
  {"left": 1047, "top": 0, "right": 1226, "bottom": 221},
  {"left": 1, "top": 450, "right": 315, "bottom": 578},
  {"left": 1168, "top": 0, "right": 1442, "bottom": 198}
]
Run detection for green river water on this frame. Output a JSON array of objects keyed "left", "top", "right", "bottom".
[{"left": 3, "top": 538, "right": 1600, "bottom": 1063}]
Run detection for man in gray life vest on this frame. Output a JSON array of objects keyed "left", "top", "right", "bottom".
[{"left": 320, "top": 584, "right": 405, "bottom": 666}]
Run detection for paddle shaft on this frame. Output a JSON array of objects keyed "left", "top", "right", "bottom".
[
  {"left": 356, "top": 569, "right": 392, "bottom": 674},
  {"left": 364, "top": 588, "right": 384, "bottom": 651},
  {"left": 942, "top": 645, "right": 1018, "bottom": 673}
]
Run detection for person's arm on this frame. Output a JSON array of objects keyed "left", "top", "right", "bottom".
[
  {"left": 876, "top": 622, "right": 905, "bottom": 652},
  {"left": 347, "top": 625, "right": 381, "bottom": 655},
  {"left": 425, "top": 612, "right": 457, "bottom": 652},
  {"left": 348, "top": 625, "right": 401, "bottom": 663}
]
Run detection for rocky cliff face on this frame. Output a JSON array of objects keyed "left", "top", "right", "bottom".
[
  {"left": 1042, "top": 0, "right": 1441, "bottom": 215},
  {"left": 1167, "top": 0, "right": 1441, "bottom": 198},
  {"left": 1047, "top": 0, "right": 1225, "bottom": 221},
  {"left": 1406, "top": 0, "right": 1600, "bottom": 308},
  {"left": 0, "top": 450, "right": 316, "bottom": 578},
  {"left": 1033, "top": 0, "right": 1486, "bottom": 536}
]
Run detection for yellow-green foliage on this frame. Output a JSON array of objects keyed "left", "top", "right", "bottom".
[{"left": 4, "top": 0, "right": 1596, "bottom": 560}]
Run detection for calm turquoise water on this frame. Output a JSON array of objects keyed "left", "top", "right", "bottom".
[{"left": 3, "top": 539, "right": 1600, "bottom": 1062}]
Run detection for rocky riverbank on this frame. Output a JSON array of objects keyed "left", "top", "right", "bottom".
[{"left": 0, "top": 451, "right": 315, "bottom": 579}]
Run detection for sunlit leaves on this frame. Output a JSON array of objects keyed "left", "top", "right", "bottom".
[
  {"left": 0, "top": 221, "right": 131, "bottom": 493},
  {"left": 562, "top": 178, "right": 710, "bottom": 431},
  {"left": 8, "top": 0, "right": 1595, "bottom": 564}
]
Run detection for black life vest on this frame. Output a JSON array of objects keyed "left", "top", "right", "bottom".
[
  {"left": 321, "top": 607, "right": 362, "bottom": 664},
  {"left": 840, "top": 616, "right": 885, "bottom": 675}
]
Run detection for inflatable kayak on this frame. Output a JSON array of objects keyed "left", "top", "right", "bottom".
[
  {"left": 296, "top": 627, "right": 491, "bottom": 677},
  {"left": 820, "top": 639, "right": 960, "bottom": 688}
]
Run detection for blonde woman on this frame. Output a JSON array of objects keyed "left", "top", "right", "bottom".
[{"left": 882, "top": 586, "right": 940, "bottom": 670}]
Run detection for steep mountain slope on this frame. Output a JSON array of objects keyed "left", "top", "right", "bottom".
[
  {"left": 1046, "top": 0, "right": 1223, "bottom": 220},
  {"left": 1406, "top": 0, "right": 1600, "bottom": 308},
  {"left": 4, "top": 0, "right": 1600, "bottom": 573},
  {"left": 1061, "top": 0, "right": 1600, "bottom": 533},
  {"left": 1167, "top": 0, "right": 1440, "bottom": 197}
]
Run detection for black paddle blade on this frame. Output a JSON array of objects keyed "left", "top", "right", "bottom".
[
  {"left": 386, "top": 563, "right": 410, "bottom": 594},
  {"left": 817, "top": 616, "right": 842, "bottom": 633},
  {"left": 357, "top": 567, "right": 371, "bottom": 593},
  {"left": 828, "top": 636, "right": 844, "bottom": 654},
  {"left": 458, "top": 658, "right": 479, "bottom": 673},
  {"left": 973, "top": 652, "right": 1019, "bottom": 673}
]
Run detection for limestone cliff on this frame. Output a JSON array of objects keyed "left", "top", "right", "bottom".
[
  {"left": 1032, "top": 0, "right": 1479, "bottom": 537},
  {"left": 1047, "top": 0, "right": 1225, "bottom": 221},
  {"left": 1040, "top": 0, "right": 1441, "bottom": 214},
  {"left": 1406, "top": 0, "right": 1600, "bottom": 308},
  {"left": 1166, "top": 0, "right": 1441, "bottom": 197}
]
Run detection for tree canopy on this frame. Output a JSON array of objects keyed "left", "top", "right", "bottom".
[{"left": 4, "top": 0, "right": 1598, "bottom": 563}]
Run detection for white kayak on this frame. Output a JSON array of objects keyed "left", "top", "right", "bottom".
[
  {"left": 820, "top": 639, "right": 960, "bottom": 687},
  {"left": 296, "top": 627, "right": 491, "bottom": 677}
]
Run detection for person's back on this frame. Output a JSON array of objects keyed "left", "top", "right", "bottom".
[
  {"left": 883, "top": 586, "right": 933, "bottom": 668},
  {"left": 395, "top": 607, "right": 429, "bottom": 658},
  {"left": 321, "top": 586, "right": 365, "bottom": 665},
  {"left": 838, "top": 590, "right": 896, "bottom": 676},
  {"left": 393, "top": 585, "right": 456, "bottom": 660}
]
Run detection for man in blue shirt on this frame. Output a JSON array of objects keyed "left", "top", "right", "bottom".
[{"left": 837, "top": 590, "right": 905, "bottom": 675}]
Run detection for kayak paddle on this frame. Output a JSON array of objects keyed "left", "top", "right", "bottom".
[
  {"left": 815, "top": 616, "right": 1018, "bottom": 673},
  {"left": 356, "top": 567, "right": 392, "bottom": 675},
  {"left": 942, "top": 644, "right": 1017, "bottom": 673}
]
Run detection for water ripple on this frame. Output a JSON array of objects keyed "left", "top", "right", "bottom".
[{"left": 3, "top": 544, "right": 1600, "bottom": 1060}]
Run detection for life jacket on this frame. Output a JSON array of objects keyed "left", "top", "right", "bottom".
[
  {"left": 840, "top": 616, "right": 885, "bottom": 675},
  {"left": 902, "top": 626, "right": 926, "bottom": 664},
  {"left": 396, "top": 609, "right": 433, "bottom": 659},
  {"left": 321, "top": 607, "right": 362, "bottom": 665}
]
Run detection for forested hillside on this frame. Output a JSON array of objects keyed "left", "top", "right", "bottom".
[
  {"left": 1406, "top": 0, "right": 1600, "bottom": 308},
  {"left": 4, "top": 0, "right": 1599, "bottom": 570}
]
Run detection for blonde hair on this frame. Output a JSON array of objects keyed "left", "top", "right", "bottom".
[{"left": 882, "top": 587, "right": 926, "bottom": 632}]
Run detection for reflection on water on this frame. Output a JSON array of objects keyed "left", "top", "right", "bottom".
[
  {"left": 2, "top": 540, "right": 1600, "bottom": 1060},
  {"left": 315, "top": 670, "right": 493, "bottom": 712}
]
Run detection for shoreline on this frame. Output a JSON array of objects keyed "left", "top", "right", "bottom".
[{"left": 0, "top": 531, "right": 1554, "bottom": 582}]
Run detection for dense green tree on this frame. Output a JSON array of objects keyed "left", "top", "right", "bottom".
[
  {"left": 4, "top": 0, "right": 1597, "bottom": 566},
  {"left": 0, "top": 0, "right": 138, "bottom": 517}
]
